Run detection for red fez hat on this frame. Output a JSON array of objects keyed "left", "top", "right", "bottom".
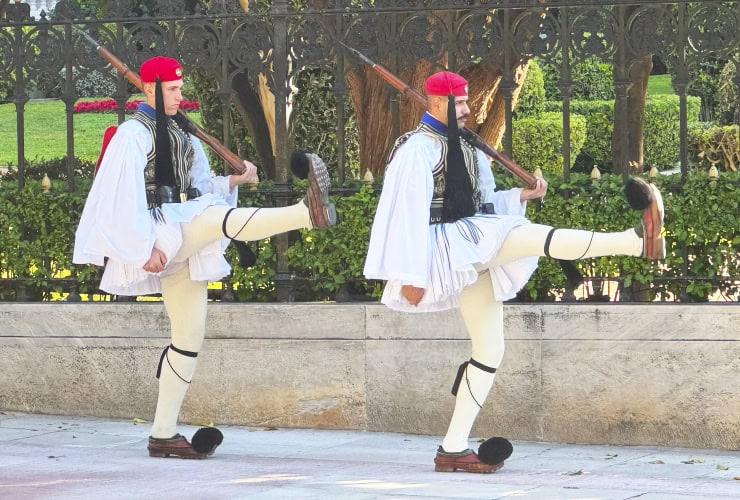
[
  {"left": 425, "top": 71, "right": 468, "bottom": 97},
  {"left": 140, "top": 56, "right": 183, "bottom": 83}
]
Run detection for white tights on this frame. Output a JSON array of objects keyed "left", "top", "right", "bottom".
[
  {"left": 173, "top": 201, "right": 311, "bottom": 263},
  {"left": 150, "top": 201, "right": 311, "bottom": 438},
  {"left": 441, "top": 223, "right": 642, "bottom": 452}
]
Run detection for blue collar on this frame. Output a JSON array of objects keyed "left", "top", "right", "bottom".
[
  {"left": 421, "top": 112, "right": 447, "bottom": 134},
  {"left": 137, "top": 102, "right": 156, "bottom": 118}
]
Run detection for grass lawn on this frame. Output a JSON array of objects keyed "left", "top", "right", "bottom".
[
  {"left": 647, "top": 74, "right": 673, "bottom": 95},
  {"left": 0, "top": 98, "right": 201, "bottom": 166}
]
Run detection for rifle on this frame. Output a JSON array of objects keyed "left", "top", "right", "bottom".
[
  {"left": 78, "top": 31, "right": 247, "bottom": 174},
  {"left": 338, "top": 41, "right": 538, "bottom": 189}
]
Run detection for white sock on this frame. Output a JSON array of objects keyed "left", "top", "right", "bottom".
[
  {"left": 441, "top": 275, "right": 504, "bottom": 453},
  {"left": 150, "top": 350, "right": 197, "bottom": 439},
  {"left": 150, "top": 267, "right": 207, "bottom": 439},
  {"left": 491, "top": 224, "right": 642, "bottom": 266}
]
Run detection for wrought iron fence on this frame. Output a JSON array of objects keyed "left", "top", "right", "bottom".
[{"left": 1, "top": 0, "right": 738, "bottom": 302}]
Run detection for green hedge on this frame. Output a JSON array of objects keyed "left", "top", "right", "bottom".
[
  {"left": 511, "top": 112, "right": 587, "bottom": 176},
  {"left": 545, "top": 95, "right": 702, "bottom": 172},
  {"left": 1, "top": 172, "right": 738, "bottom": 303}
]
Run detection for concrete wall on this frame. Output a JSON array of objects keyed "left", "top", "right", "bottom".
[{"left": 0, "top": 303, "right": 738, "bottom": 450}]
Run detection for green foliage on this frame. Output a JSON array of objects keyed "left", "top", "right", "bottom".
[
  {"left": 1, "top": 171, "right": 737, "bottom": 303},
  {"left": 284, "top": 183, "right": 381, "bottom": 300},
  {"left": 658, "top": 172, "right": 739, "bottom": 302},
  {"left": 539, "top": 55, "right": 615, "bottom": 101},
  {"left": 545, "top": 95, "right": 701, "bottom": 172},
  {"left": 494, "top": 171, "right": 740, "bottom": 302},
  {"left": 689, "top": 124, "right": 739, "bottom": 172},
  {"left": 515, "top": 59, "right": 545, "bottom": 117},
  {"left": 291, "top": 67, "right": 361, "bottom": 181},
  {"left": 511, "top": 112, "right": 587, "bottom": 176},
  {"left": 0, "top": 179, "right": 95, "bottom": 300},
  {"left": 683, "top": 56, "right": 727, "bottom": 122},
  {"left": 71, "top": 68, "right": 118, "bottom": 98},
  {"left": 717, "top": 60, "right": 738, "bottom": 126}
]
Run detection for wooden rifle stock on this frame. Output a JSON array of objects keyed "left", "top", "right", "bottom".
[
  {"left": 78, "top": 31, "right": 246, "bottom": 174},
  {"left": 341, "top": 42, "right": 537, "bottom": 188}
]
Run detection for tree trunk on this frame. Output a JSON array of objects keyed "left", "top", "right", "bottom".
[
  {"left": 627, "top": 54, "right": 653, "bottom": 172},
  {"left": 346, "top": 59, "right": 522, "bottom": 177},
  {"left": 345, "top": 61, "right": 430, "bottom": 177}
]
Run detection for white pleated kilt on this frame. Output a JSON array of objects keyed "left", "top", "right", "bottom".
[
  {"left": 100, "top": 193, "right": 232, "bottom": 296},
  {"left": 380, "top": 214, "right": 539, "bottom": 312}
]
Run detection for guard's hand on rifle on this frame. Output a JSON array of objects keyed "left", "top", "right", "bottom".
[
  {"left": 520, "top": 178, "right": 548, "bottom": 202},
  {"left": 229, "top": 160, "right": 259, "bottom": 190}
]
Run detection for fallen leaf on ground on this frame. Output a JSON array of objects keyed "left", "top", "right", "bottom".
[
  {"left": 648, "top": 460, "right": 665, "bottom": 464},
  {"left": 681, "top": 458, "right": 705, "bottom": 464},
  {"left": 716, "top": 464, "right": 729, "bottom": 470},
  {"left": 189, "top": 420, "right": 214, "bottom": 427},
  {"left": 133, "top": 417, "right": 147, "bottom": 424},
  {"left": 564, "top": 469, "right": 584, "bottom": 476}
]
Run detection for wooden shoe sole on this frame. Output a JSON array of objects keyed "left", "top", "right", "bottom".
[
  {"left": 640, "top": 183, "right": 665, "bottom": 260},
  {"left": 434, "top": 448, "right": 505, "bottom": 474},
  {"left": 306, "top": 153, "right": 336, "bottom": 229}
]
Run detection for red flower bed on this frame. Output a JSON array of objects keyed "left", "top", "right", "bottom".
[{"left": 73, "top": 99, "right": 199, "bottom": 113}]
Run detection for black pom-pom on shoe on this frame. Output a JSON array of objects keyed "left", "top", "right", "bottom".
[
  {"left": 290, "top": 149, "right": 311, "bottom": 179},
  {"left": 191, "top": 427, "right": 224, "bottom": 455},
  {"left": 624, "top": 177, "right": 653, "bottom": 210},
  {"left": 478, "top": 436, "right": 513, "bottom": 466}
]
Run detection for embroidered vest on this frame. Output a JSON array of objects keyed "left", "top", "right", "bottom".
[
  {"left": 388, "top": 122, "right": 481, "bottom": 223},
  {"left": 131, "top": 110, "right": 195, "bottom": 206}
]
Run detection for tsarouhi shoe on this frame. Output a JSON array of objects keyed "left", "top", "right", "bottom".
[
  {"left": 434, "top": 447, "right": 505, "bottom": 473},
  {"left": 147, "top": 428, "right": 223, "bottom": 459},
  {"left": 625, "top": 177, "right": 665, "bottom": 260},
  {"left": 301, "top": 152, "right": 337, "bottom": 229},
  {"left": 636, "top": 182, "right": 665, "bottom": 259}
]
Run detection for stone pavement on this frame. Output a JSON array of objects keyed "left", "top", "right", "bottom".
[{"left": 0, "top": 412, "right": 738, "bottom": 500}]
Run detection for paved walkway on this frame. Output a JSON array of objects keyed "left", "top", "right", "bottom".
[{"left": 0, "top": 412, "right": 738, "bottom": 499}]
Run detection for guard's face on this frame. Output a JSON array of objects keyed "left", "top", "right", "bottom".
[
  {"left": 430, "top": 95, "right": 470, "bottom": 128},
  {"left": 145, "top": 79, "right": 184, "bottom": 116}
]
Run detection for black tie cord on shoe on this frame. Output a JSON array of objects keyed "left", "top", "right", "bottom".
[
  {"left": 156, "top": 344, "right": 198, "bottom": 383},
  {"left": 222, "top": 207, "right": 261, "bottom": 240},
  {"left": 544, "top": 228, "right": 556, "bottom": 258}
]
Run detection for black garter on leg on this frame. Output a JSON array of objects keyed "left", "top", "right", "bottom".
[
  {"left": 222, "top": 207, "right": 257, "bottom": 268},
  {"left": 449, "top": 359, "right": 513, "bottom": 466},
  {"left": 156, "top": 344, "right": 198, "bottom": 383},
  {"left": 155, "top": 345, "right": 224, "bottom": 455},
  {"left": 544, "top": 228, "right": 584, "bottom": 288},
  {"left": 450, "top": 358, "right": 497, "bottom": 400}
]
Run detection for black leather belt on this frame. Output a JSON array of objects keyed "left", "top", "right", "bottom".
[
  {"left": 146, "top": 185, "right": 202, "bottom": 207},
  {"left": 429, "top": 203, "right": 495, "bottom": 224}
]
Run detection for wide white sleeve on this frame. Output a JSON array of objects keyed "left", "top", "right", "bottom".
[
  {"left": 189, "top": 136, "right": 237, "bottom": 206},
  {"left": 73, "top": 121, "right": 156, "bottom": 266},
  {"left": 477, "top": 150, "right": 527, "bottom": 216},
  {"left": 363, "top": 136, "right": 437, "bottom": 288}
]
